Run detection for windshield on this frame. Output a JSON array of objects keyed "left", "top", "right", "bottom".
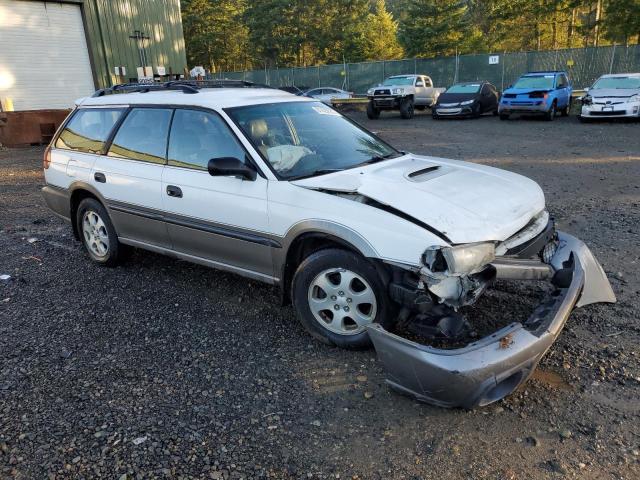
[
  {"left": 513, "top": 75, "right": 555, "bottom": 89},
  {"left": 226, "top": 101, "right": 400, "bottom": 180},
  {"left": 446, "top": 84, "right": 481, "bottom": 94},
  {"left": 592, "top": 76, "right": 640, "bottom": 89},
  {"left": 382, "top": 76, "right": 415, "bottom": 86}
]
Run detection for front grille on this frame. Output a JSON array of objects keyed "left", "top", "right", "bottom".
[
  {"left": 590, "top": 110, "right": 626, "bottom": 116},
  {"left": 594, "top": 101, "right": 623, "bottom": 105},
  {"left": 374, "top": 89, "right": 391, "bottom": 95}
]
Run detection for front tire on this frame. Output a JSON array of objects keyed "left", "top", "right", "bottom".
[
  {"left": 291, "top": 249, "right": 395, "bottom": 349},
  {"left": 499, "top": 113, "right": 509, "bottom": 120},
  {"left": 545, "top": 101, "right": 557, "bottom": 121},
  {"left": 76, "top": 198, "right": 122, "bottom": 267},
  {"left": 400, "top": 98, "right": 414, "bottom": 119},
  {"left": 366, "top": 101, "right": 380, "bottom": 119}
]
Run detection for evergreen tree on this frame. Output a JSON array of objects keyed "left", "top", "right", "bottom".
[
  {"left": 363, "top": 0, "right": 404, "bottom": 60},
  {"left": 181, "top": 0, "right": 250, "bottom": 72},
  {"left": 602, "top": 0, "right": 640, "bottom": 45},
  {"left": 398, "top": 0, "right": 470, "bottom": 57}
]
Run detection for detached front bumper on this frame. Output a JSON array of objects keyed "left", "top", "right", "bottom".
[{"left": 367, "top": 232, "right": 615, "bottom": 408}]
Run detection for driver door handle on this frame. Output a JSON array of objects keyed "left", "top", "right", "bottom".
[{"left": 166, "top": 185, "right": 183, "bottom": 198}]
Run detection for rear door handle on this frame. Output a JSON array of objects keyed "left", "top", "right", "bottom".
[
  {"left": 166, "top": 185, "right": 183, "bottom": 198},
  {"left": 94, "top": 172, "right": 106, "bottom": 183}
]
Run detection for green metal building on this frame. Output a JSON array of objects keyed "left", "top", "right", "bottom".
[
  {"left": 81, "top": 0, "right": 188, "bottom": 89},
  {"left": 0, "top": 0, "right": 188, "bottom": 112}
]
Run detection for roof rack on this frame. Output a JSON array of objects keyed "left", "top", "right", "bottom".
[
  {"left": 525, "top": 70, "right": 566, "bottom": 74},
  {"left": 91, "top": 79, "right": 272, "bottom": 97}
]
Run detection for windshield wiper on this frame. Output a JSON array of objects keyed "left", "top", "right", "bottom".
[
  {"left": 358, "top": 152, "right": 403, "bottom": 166},
  {"left": 287, "top": 168, "right": 344, "bottom": 181}
]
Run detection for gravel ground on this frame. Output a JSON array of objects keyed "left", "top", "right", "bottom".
[{"left": 1, "top": 112, "right": 639, "bottom": 479}]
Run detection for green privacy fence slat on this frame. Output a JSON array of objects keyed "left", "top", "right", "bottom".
[{"left": 216, "top": 45, "right": 639, "bottom": 93}]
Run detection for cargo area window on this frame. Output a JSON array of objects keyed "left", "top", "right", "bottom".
[{"left": 55, "top": 108, "right": 124, "bottom": 154}]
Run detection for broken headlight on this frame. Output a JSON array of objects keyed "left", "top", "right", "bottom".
[
  {"left": 581, "top": 95, "right": 592, "bottom": 105},
  {"left": 423, "top": 243, "right": 496, "bottom": 276}
]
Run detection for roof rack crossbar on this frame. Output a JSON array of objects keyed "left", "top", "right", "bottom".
[
  {"left": 91, "top": 79, "right": 273, "bottom": 97},
  {"left": 92, "top": 82, "right": 199, "bottom": 97}
]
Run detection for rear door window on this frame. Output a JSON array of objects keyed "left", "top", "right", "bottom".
[
  {"left": 167, "top": 109, "right": 246, "bottom": 170},
  {"left": 55, "top": 108, "right": 124, "bottom": 154},
  {"left": 108, "top": 108, "right": 173, "bottom": 164}
]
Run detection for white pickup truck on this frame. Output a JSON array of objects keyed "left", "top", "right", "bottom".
[{"left": 366, "top": 74, "right": 445, "bottom": 119}]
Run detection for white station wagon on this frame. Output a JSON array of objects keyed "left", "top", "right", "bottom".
[{"left": 43, "top": 81, "right": 615, "bottom": 408}]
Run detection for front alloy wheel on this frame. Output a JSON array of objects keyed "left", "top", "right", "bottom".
[
  {"left": 291, "top": 248, "right": 395, "bottom": 349},
  {"left": 307, "top": 268, "right": 377, "bottom": 335}
]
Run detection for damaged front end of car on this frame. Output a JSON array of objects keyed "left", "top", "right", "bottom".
[{"left": 369, "top": 219, "right": 616, "bottom": 409}]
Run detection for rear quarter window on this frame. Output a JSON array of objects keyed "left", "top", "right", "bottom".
[{"left": 55, "top": 108, "right": 124, "bottom": 154}]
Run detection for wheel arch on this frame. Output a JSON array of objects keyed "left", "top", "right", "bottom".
[
  {"left": 278, "top": 222, "right": 382, "bottom": 305},
  {"left": 68, "top": 182, "right": 109, "bottom": 240}
]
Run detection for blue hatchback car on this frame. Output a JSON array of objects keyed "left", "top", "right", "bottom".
[{"left": 498, "top": 71, "right": 572, "bottom": 120}]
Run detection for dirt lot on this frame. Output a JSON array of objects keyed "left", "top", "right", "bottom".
[{"left": 1, "top": 112, "right": 639, "bottom": 479}]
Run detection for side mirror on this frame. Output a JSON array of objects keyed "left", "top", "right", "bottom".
[
  {"left": 583, "top": 87, "right": 590, "bottom": 92},
  {"left": 208, "top": 157, "right": 257, "bottom": 181}
]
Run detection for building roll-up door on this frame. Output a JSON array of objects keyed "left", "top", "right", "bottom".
[{"left": 0, "top": 0, "right": 95, "bottom": 111}]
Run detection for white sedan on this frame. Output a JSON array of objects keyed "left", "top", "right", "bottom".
[
  {"left": 301, "top": 87, "right": 352, "bottom": 104},
  {"left": 580, "top": 73, "right": 640, "bottom": 121}
]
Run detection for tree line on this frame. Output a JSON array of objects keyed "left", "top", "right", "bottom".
[{"left": 180, "top": 0, "right": 640, "bottom": 72}]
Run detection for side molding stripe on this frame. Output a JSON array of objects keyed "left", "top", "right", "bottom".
[{"left": 108, "top": 201, "right": 282, "bottom": 249}]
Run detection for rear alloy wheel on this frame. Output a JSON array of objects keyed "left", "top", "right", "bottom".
[
  {"left": 76, "top": 198, "right": 122, "bottom": 267},
  {"left": 545, "top": 101, "right": 557, "bottom": 121},
  {"left": 400, "top": 98, "right": 414, "bottom": 119},
  {"left": 366, "top": 101, "right": 380, "bottom": 119},
  {"left": 292, "top": 249, "right": 395, "bottom": 349}
]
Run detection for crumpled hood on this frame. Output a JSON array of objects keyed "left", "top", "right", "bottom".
[
  {"left": 291, "top": 155, "right": 546, "bottom": 244},
  {"left": 589, "top": 88, "right": 640, "bottom": 99}
]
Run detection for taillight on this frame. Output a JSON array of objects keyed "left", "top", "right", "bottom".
[{"left": 43, "top": 146, "right": 51, "bottom": 169}]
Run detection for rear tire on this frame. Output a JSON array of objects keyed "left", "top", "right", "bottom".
[
  {"left": 366, "top": 101, "right": 380, "bottom": 119},
  {"left": 291, "top": 249, "right": 396, "bottom": 349},
  {"left": 400, "top": 98, "right": 414, "bottom": 119},
  {"left": 560, "top": 98, "right": 571, "bottom": 117},
  {"left": 76, "top": 198, "right": 122, "bottom": 267}
]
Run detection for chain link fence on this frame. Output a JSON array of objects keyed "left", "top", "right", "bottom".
[{"left": 212, "top": 45, "right": 639, "bottom": 93}]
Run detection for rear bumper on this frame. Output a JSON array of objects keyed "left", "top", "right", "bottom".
[
  {"left": 42, "top": 184, "right": 71, "bottom": 221},
  {"left": 367, "top": 231, "right": 615, "bottom": 408}
]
